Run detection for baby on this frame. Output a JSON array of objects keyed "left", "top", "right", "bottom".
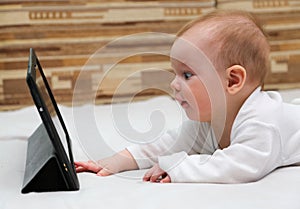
[{"left": 75, "top": 10, "right": 300, "bottom": 183}]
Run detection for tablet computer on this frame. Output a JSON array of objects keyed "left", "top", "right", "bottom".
[{"left": 22, "top": 48, "right": 79, "bottom": 193}]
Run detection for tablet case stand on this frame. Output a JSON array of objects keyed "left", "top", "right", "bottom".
[{"left": 21, "top": 124, "right": 71, "bottom": 193}]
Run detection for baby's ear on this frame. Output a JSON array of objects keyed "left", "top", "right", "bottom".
[{"left": 225, "top": 65, "right": 247, "bottom": 95}]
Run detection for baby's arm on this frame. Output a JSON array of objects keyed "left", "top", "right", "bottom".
[
  {"left": 157, "top": 122, "right": 282, "bottom": 183},
  {"left": 75, "top": 149, "right": 138, "bottom": 176}
]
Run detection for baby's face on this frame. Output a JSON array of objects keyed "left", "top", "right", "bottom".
[
  {"left": 170, "top": 36, "right": 226, "bottom": 122},
  {"left": 170, "top": 58, "right": 211, "bottom": 121}
]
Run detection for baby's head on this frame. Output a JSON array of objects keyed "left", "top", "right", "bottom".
[
  {"left": 170, "top": 10, "right": 270, "bottom": 121},
  {"left": 176, "top": 9, "right": 270, "bottom": 85}
]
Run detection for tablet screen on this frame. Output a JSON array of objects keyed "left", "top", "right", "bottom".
[{"left": 35, "top": 64, "right": 71, "bottom": 162}]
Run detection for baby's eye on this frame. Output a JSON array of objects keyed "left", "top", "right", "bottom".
[{"left": 183, "top": 72, "right": 193, "bottom": 80}]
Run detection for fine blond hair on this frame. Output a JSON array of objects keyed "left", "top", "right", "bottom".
[{"left": 177, "top": 10, "right": 270, "bottom": 85}]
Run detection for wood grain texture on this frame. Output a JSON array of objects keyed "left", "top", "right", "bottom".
[
  {"left": 1, "top": 0, "right": 300, "bottom": 110},
  {"left": 195, "top": 0, "right": 300, "bottom": 90}
]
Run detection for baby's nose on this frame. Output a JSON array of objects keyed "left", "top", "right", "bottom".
[{"left": 170, "top": 77, "right": 180, "bottom": 92}]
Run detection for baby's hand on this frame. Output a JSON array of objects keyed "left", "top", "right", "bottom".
[
  {"left": 74, "top": 159, "right": 114, "bottom": 176},
  {"left": 143, "top": 164, "right": 171, "bottom": 183},
  {"left": 74, "top": 149, "right": 138, "bottom": 176}
]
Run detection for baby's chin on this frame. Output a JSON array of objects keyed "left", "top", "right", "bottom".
[{"left": 184, "top": 110, "right": 211, "bottom": 122}]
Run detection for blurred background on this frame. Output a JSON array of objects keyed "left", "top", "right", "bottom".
[{"left": 1, "top": 0, "right": 300, "bottom": 110}]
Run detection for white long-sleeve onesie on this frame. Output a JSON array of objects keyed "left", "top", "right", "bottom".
[{"left": 127, "top": 88, "right": 300, "bottom": 183}]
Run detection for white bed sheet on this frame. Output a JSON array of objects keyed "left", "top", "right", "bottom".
[{"left": 1, "top": 94, "right": 300, "bottom": 209}]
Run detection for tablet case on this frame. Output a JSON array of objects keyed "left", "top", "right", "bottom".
[
  {"left": 21, "top": 124, "right": 71, "bottom": 193},
  {"left": 21, "top": 48, "right": 79, "bottom": 193}
]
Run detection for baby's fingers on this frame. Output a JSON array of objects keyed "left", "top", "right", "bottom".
[
  {"left": 150, "top": 172, "right": 164, "bottom": 182},
  {"left": 143, "top": 165, "right": 165, "bottom": 182},
  {"left": 160, "top": 175, "right": 171, "bottom": 183},
  {"left": 75, "top": 165, "right": 88, "bottom": 173},
  {"left": 74, "top": 161, "right": 101, "bottom": 173},
  {"left": 143, "top": 169, "right": 153, "bottom": 182}
]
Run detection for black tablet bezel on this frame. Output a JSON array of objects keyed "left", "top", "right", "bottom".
[{"left": 26, "top": 48, "right": 79, "bottom": 190}]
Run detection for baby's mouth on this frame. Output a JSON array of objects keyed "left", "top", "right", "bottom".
[
  {"left": 180, "top": 101, "right": 189, "bottom": 108},
  {"left": 175, "top": 95, "right": 189, "bottom": 108}
]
